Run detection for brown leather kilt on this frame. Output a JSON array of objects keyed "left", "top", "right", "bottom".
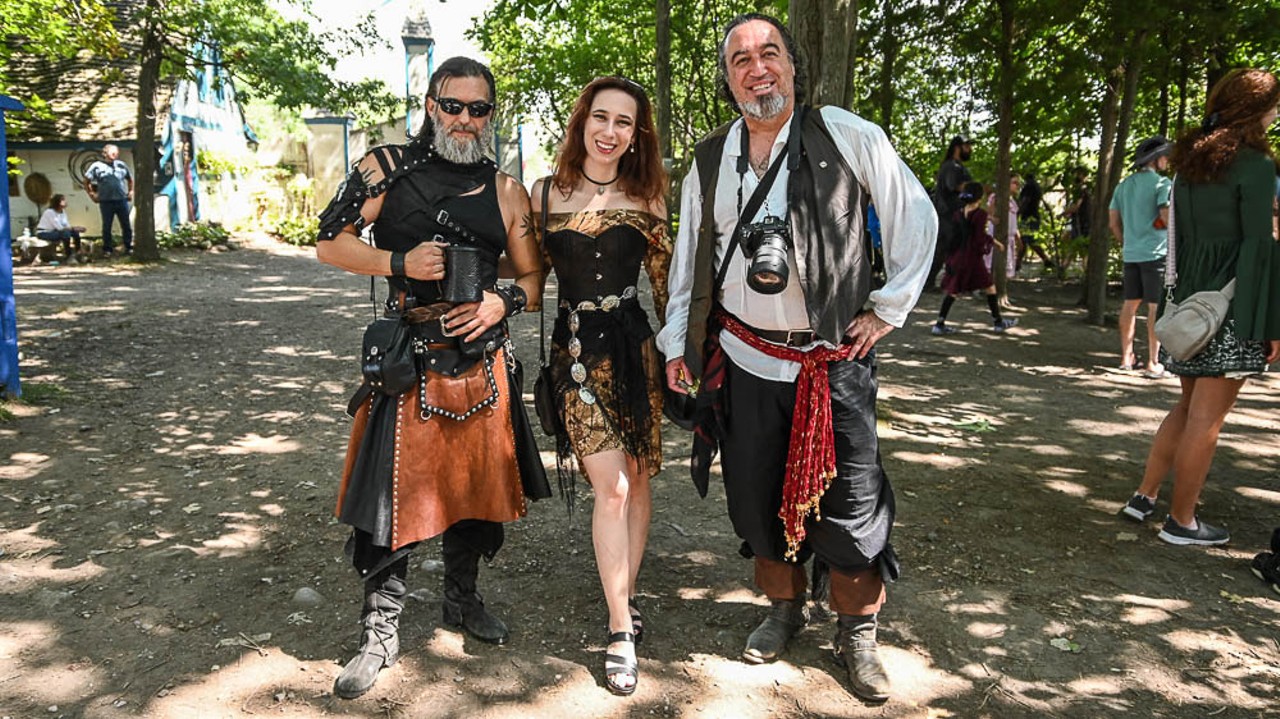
[{"left": 336, "top": 345, "right": 527, "bottom": 550}]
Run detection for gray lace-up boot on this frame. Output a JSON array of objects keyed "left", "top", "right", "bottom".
[
  {"left": 334, "top": 560, "right": 407, "bottom": 699},
  {"left": 742, "top": 597, "right": 809, "bottom": 664}
]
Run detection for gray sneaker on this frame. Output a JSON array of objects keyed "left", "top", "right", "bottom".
[
  {"left": 1157, "top": 516, "right": 1230, "bottom": 546},
  {"left": 993, "top": 318, "right": 1019, "bottom": 333},
  {"left": 1122, "top": 494, "right": 1156, "bottom": 522},
  {"left": 931, "top": 324, "right": 957, "bottom": 336}
]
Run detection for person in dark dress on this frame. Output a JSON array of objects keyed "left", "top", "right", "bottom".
[
  {"left": 532, "top": 76, "right": 670, "bottom": 696},
  {"left": 1122, "top": 68, "right": 1280, "bottom": 546},
  {"left": 315, "top": 57, "right": 549, "bottom": 700},
  {"left": 931, "top": 181, "right": 1018, "bottom": 334},
  {"left": 1017, "top": 172, "right": 1054, "bottom": 269},
  {"left": 927, "top": 135, "right": 974, "bottom": 289}
]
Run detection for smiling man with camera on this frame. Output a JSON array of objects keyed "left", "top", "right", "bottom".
[{"left": 657, "top": 14, "right": 936, "bottom": 703}]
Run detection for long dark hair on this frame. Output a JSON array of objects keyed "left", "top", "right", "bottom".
[
  {"left": 552, "top": 77, "right": 667, "bottom": 205},
  {"left": 49, "top": 193, "right": 66, "bottom": 210},
  {"left": 716, "top": 13, "right": 806, "bottom": 112},
  {"left": 1171, "top": 68, "right": 1279, "bottom": 183},
  {"left": 410, "top": 56, "right": 497, "bottom": 146}
]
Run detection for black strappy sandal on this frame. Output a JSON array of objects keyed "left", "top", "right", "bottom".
[
  {"left": 604, "top": 630, "right": 638, "bottom": 696},
  {"left": 628, "top": 597, "right": 644, "bottom": 645}
]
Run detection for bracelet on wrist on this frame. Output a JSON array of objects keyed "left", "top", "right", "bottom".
[
  {"left": 494, "top": 284, "right": 527, "bottom": 317},
  {"left": 389, "top": 251, "right": 406, "bottom": 278}
]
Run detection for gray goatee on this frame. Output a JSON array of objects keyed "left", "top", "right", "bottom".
[
  {"left": 740, "top": 92, "right": 787, "bottom": 121},
  {"left": 432, "top": 117, "right": 493, "bottom": 165}
]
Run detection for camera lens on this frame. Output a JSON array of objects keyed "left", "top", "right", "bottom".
[{"left": 748, "top": 231, "right": 790, "bottom": 294}]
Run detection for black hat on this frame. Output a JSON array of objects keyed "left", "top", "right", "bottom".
[
  {"left": 951, "top": 134, "right": 972, "bottom": 146},
  {"left": 1133, "top": 136, "right": 1171, "bottom": 167}
]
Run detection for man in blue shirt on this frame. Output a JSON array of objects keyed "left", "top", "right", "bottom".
[
  {"left": 1108, "top": 136, "right": 1171, "bottom": 376},
  {"left": 83, "top": 144, "right": 134, "bottom": 256}
]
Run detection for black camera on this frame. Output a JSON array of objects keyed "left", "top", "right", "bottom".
[{"left": 740, "top": 215, "right": 792, "bottom": 294}]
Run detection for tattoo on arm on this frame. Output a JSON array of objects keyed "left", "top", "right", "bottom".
[{"left": 519, "top": 211, "right": 537, "bottom": 243}]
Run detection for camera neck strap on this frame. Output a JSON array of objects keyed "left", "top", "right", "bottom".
[{"left": 719, "top": 108, "right": 804, "bottom": 293}]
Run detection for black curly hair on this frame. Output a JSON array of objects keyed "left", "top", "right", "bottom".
[{"left": 716, "top": 13, "right": 806, "bottom": 113}]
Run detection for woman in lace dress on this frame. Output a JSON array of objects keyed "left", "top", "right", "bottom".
[{"left": 532, "top": 76, "right": 670, "bottom": 695}]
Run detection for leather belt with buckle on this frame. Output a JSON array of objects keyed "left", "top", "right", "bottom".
[{"left": 741, "top": 322, "right": 816, "bottom": 347}]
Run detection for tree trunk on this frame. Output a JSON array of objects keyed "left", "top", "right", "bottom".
[
  {"left": 992, "top": 0, "right": 1015, "bottom": 301},
  {"left": 132, "top": 0, "right": 164, "bottom": 263},
  {"left": 1176, "top": 48, "right": 1189, "bottom": 133},
  {"left": 789, "top": 0, "right": 858, "bottom": 107},
  {"left": 1085, "top": 30, "right": 1147, "bottom": 325},
  {"left": 655, "top": 0, "right": 671, "bottom": 160},
  {"left": 1083, "top": 64, "right": 1122, "bottom": 318},
  {"left": 876, "top": 0, "right": 898, "bottom": 137}
]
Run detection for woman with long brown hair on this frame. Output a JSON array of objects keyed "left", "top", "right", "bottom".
[
  {"left": 532, "top": 76, "right": 670, "bottom": 695},
  {"left": 1122, "top": 68, "right": 1280, "bottom": 545}
]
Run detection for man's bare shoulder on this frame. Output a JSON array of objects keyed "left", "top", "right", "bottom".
[{"left": 495, "top": 171, "right": 531, "bottom": 203}]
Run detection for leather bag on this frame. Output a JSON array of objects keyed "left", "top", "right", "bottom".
[
  {"left": 532, "top": 177, "right": 565, "bottom": 436},
  {"left": 1155, "top": 280, "right": 1236, "bottom": 361},
  {"left": 361, "top": 316, "right": 418, "bottom": 395}
]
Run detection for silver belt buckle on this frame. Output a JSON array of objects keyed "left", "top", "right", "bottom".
[{"left": 785, "top": 329, "right": 808, "bottom": 347}]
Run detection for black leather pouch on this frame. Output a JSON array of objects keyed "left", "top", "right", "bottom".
[{"left": 361, "top": 317, "right": 418, "bottom": 395}]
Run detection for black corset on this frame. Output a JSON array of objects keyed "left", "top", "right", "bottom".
[{"left": 545, "top": 223, "right": 647, "bottom": 302}]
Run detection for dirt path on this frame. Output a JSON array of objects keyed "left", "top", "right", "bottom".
[{"left": 2, "top": 236, "right": 1278, "bottom": 719}]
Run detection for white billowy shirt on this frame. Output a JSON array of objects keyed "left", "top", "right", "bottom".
[
  {"left": 37, "top": 209, "right": 71, "bottom": 232},
  {"left": 656, "top": 106, "right": 938, "bottom": 382}
]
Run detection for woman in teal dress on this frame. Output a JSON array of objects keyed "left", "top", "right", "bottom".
[
  {"left": 532, "top": 76, "right": 670, "bottom": 695},
  {"left": 1122, "top": 68, "right": 1280, "bottom": 546}
]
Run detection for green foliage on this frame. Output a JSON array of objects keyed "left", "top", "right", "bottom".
[
  {"left": 0, "top": 0, "right": 121, "bottom": 102},
  {"left": 196, "top": 149, "right": 252, "bottom": 176},
  {"left": 270, "top": 215, "right": 319, "bottom": 247},
  {"left": 471, "top": 0, "right": 774, "bottom": 169},
  {"left": 156, "top": 223, "right": 231, "bottom": 250},
  {"left": 18, "top": 382, "right": 68, "bottom": 404}
]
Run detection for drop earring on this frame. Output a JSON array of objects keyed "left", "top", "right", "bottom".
[{"left": 629, "top": 143, "right": 636, "bottom": 154}]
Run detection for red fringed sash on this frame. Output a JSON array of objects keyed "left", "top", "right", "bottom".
[{"left": 717, "top": 312, "right": 853, "bottom": 560}]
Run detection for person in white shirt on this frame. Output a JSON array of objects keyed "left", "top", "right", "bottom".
[
  {"left": 657, "top": 13, "right": 936, "bottom": 704},
  {"left": 35, "top": 194, "right": 86, "bottom": 262}
]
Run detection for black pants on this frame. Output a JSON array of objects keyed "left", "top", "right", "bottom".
[
  {"left": 348, "top": 519, "right": 503, "bottom": 580},
  {"left": 718, "top": 354, "right": 897, "bottom": 578}
]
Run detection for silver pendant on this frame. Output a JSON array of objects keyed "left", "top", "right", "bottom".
[
  {"left": 568, "top": 311, "right": 580, "bottom": 333},
  {"left": 570, "top": 362, "right": 587, "bottom": 384},
  {"left": 568, "top": 336, "right": 582, "bottom": 358},
  {"left": 578, "top": 386, "right": 597, "bottom": 405},
  {"left": 596, "top": 186, "right": 607, "bottom": 195}
]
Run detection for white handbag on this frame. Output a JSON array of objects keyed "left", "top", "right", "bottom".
[{"left": 1153, "top": 176, "right": 1236, "bottom": 361}]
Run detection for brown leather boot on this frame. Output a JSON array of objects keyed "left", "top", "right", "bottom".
[
  {"left": 834, "top": 615, "right": 890, "bottom": 702},
  {"left": 742, "top": 598, "right": 808, "bottom": 664}
]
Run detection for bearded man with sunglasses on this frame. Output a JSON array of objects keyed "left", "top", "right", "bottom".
[
  {"left": 658, "top": 14, "right": 936, "bottom": 703},
  {"left": 315, "top": 56, "right": 550, "bottom": 700}
]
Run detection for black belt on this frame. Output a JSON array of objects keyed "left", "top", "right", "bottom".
[{"left": 734, "top": 319, "right": 816, "bottom": 348}]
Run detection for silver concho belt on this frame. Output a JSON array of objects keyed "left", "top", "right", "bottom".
[{"left": 560, "top": 286, "right": 637, "bottom": 406}]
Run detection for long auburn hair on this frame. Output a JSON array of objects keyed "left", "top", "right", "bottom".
[
  {"left": 552, "top": 77, "right": 666, "bottom": 205},
  {"left": 1171, "top": 68, "right": 1279, "bottom": 183}
]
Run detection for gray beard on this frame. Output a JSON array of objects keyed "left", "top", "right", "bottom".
[
  {"left": 432, "top": 120, "right": 492, "bottom": 165},
  {"left": 740, "top": 92, "right": 787, "bottom": 121}
]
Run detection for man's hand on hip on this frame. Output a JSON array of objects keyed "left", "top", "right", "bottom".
[{"left": 843, "top": 311, "right": 893, "bottom": 360}]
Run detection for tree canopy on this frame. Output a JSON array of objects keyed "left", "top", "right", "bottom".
[{"left": 475, "top": 0, "right": 1280, "bottom": 318}]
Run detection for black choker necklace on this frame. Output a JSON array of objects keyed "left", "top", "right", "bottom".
[{"left": 582, "top": 169, "right": 618, "bottom": 195}]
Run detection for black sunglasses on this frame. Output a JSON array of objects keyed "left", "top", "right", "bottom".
[{"left": 430, "top": 96, "right": 495, "bottom": 118}]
